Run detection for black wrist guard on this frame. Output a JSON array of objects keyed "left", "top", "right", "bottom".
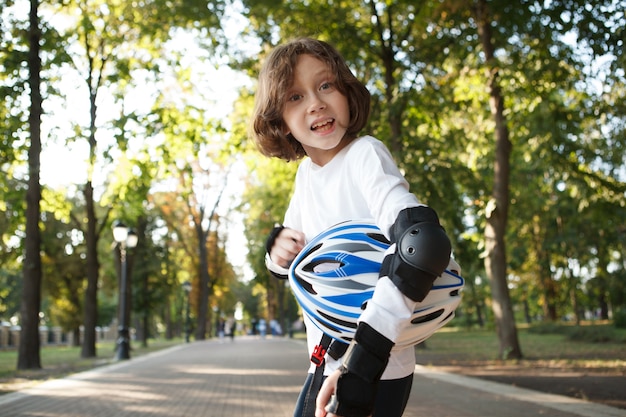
[
  {"left": 265, "top": 224, "right": 284, "bottom": 254},
  {"left": 325, "top": 323, "right": 393, "bottom": 417},
  {"left": 326, "top": 370, "right": 377, "bottom": 417}
]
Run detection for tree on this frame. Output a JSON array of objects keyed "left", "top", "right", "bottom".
[
  {"left": 3, "top": 0, "right": 624, "bottom": 360},
  {"left": 150, "top": 160, "right": 231, "bottom": 340},
  {"left": 237, "top": 0, "right": 471, "bottom": 329},
  {"left": 40, "top": 196, "right": 87, "bottom": 346},
  {"left": 42, "top": 0, "right": 228, "bottom": 357},
  {"left": 0, "top": 2, "right": 29, "bottom": 330},
  {"left": 237, "top": 0, "right": 626, "bottom": 352},
  {"left": 241, "top": 156, "right": 298, "bottom": 325},
  {"left": 17, "top": 0, "right": 43, "bottom": 370},
  {"left": 471, "top": 0, "right": 521, "bottom": 360}
]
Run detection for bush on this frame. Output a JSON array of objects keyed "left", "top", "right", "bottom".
[
  {"left": 565, "top": 325, "right": 617, "bottom": 343},
  {"left": 527, "top": 322, "right": 569, "bottom": 335},
  {"left": 614, "top": 308, "right": 626, "bottom": 329},
  {"left": 528, "top": 321, "right": 626, "bottom": 343}
]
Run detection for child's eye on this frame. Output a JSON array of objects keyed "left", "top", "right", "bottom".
[
  {"left": 288, "top": 93, "right": 302, "bottom": 102},
  {"left": 320, "top": 82, "right": 333, "bottom": 91}
]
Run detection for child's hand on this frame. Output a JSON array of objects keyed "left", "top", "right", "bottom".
[
  {"left": 316, "top": 369, "right": 374, "bottom": 417},
  {"left": 269, "top": 227, "right": 305, "bottom": 268},
  {"left": 315, "top": 369, "right": 341, "bottom": 417}
]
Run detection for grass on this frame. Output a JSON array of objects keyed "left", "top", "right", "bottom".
[
  {"left": 0, "top": 338, "right": 183, "bottom": 394},
  {"left": 416, "top": 323, "right": 626, "bottom": 371}
]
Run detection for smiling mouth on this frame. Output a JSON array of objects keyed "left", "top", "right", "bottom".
[{"left": 311, "top": 118, "right": 335, "bottom": 132}]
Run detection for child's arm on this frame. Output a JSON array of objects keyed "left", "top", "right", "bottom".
[{"left": 321, "top": 206, "right": 451, "bottom": 417}]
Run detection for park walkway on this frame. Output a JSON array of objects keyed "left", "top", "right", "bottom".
[{"left": 0, "top": 337, "right": 623, "bottom": 417}]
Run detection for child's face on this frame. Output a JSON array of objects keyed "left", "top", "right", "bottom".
[{"left": 282, "top": 54, "right": 351, "bottom": 166}]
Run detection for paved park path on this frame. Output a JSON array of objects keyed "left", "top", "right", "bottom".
[{"left": 0, "top": 337, "right": 623, "bottom": 417}]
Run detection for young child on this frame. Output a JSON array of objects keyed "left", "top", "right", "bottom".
[{"left": 250, "top": 38, "right": 453, "bottom": 417}]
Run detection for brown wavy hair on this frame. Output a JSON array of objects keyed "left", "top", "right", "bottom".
[{"left": 250, "top": 38, "right": 371, "bottom": 161}]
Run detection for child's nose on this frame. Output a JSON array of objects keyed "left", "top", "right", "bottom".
[{"left": 307, "top": 94, "right": 326, "bottom": 113}]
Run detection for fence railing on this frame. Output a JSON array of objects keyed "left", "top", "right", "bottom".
[{"left": 0, "top": 323, "right": 119, "bottom": 350}]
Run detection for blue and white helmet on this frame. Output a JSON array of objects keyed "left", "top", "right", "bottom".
[{"left": 288, "top": 220, "right": 464, "bottom": 348}]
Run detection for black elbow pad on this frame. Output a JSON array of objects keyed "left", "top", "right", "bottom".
[{"left": 382, "top": 207, "right": 452, "bottom": 302}]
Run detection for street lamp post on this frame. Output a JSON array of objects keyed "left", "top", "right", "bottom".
[
  {"left": 182, "top": 281, "right": 191, "bottom": 343},
  {"left": 113, "top": 221, "right": 138, "bottom": 360}
]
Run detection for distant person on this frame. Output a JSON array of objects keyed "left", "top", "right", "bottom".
[
  {"left": 217, "top": 318, "right": 225, "bottom": 341},
  {"left": 258, "top": 319, "right": 267, "bottom": 338},
  {"left": 225, "top": 318, "right": 235, "bottom": 341},
  {"left": 230, "top": 319, "right": 236, "bottom": 341}
]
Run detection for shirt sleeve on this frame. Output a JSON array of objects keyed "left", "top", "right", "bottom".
[
  {"left": 264, "top": 253, "right": 289, "bottom": 279},
  {"left": 349, "top": 138, "right": 424, "bottom": 344},
  {"left": 350, "top": 138, "right": 421, "bottom": 239}
]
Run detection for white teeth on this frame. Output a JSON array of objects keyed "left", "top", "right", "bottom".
[{"left": 312, "top": 119, "right": 334, "bottom": 130}]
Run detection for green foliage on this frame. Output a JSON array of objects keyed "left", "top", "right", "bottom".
[
  {"left": 613, "top": 308, "right": 626, "bottom": 329},
  {"left": 1, "top": 0, "right": 625, "bottom": 365},
  {"left": 527, "top": 322, "right": 626, "bottom": 343},
  {"left": 527, "top": 322, "right": 571, "bottom": 335},
  {"left": 565, "top": 325, "right": 626, "bottom": 344},
  {"left": 235, "top": 0, "right": 626, "bottom": 343},
  {"left": 420, "top": 327, "right": 626, "bottom": 368},
  {"left": 0, "top": 270, "right": 22, "bottom": 322}
]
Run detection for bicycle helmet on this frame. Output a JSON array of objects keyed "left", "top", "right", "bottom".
[{"left": 288, "top": 220, "right": 464, "bottom": 348}]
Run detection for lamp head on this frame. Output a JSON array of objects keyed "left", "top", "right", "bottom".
[
  {"left": 126, "top": 229, "right": 139, "bottom": 248},
  {"left": 112, "top": 220, "right": 128, "bottom": 243}
]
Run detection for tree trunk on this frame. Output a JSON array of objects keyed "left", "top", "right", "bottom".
[
  {"left": 195, "top": 225, "right": 210, "bottom": 340},
  {"left": 81, "top": 183, "right": 100, "bottom": 358},
  {"left": 570, "top": 285, "right": 581, "bottom": 325},
  {"left": 164, "top": 298, "right": 173, "bottom": 339},
  {"left": 476, "top": 301, "right": 485, "bottom": 328},
  {"left": 596, "top": 243, "right": 610, "bottom": 320},
  {"left": 194, "top": 182, "right": 227, "bottom": 340},
  {"left": 72, "top": 328, "right": 80, "bottom": 347},
  {"left": 142, "top": 314, "right": 149, "bottom": 347},
  {"left": 18, "top": 0, "right": 43, "bottom": 371},
  {"left": 474, "top": 0, "right": 522, "bottom": 360},
  {"left": 533, "top": 215, "right": 558, "bottom": 320},
  {"left": 368, "top": 0, "right": 403, "bottom": 156},
  {"left": 81, "top": 54, "right": 102, "bottom": 358},
  {"left": 523, "top": 296, "right": 532, "bottom": 324}
]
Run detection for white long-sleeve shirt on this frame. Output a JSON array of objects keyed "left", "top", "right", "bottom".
[{"left": 271, "top": 135, "right": 422, "bottom": 379}]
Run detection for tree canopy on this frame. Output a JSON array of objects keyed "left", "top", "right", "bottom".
[{"left": 1, "top": 0, "right": 624, "bottom": 367}]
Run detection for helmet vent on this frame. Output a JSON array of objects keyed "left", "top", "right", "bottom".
[
  {"left": 318, "top": 310, "right": 358, "bottom": 329},
  {"left": 295, "top": 276, "right": 317, "bottom": 295},
  {"left": 317, "top": 320, "right": 340, "bottom": 334},
  {"left": 411, "top": 308, "right": 444, "bottom": 324},
  {"left": 300, "top": 243, "right": 323, "bottom": 262},
  {"left": 442, "top": 311, "right": 454, "bottom": 322},
  {"left": 367, "top": 232, "right": 390, "bottom": 245},
  {"left": 304, "top": 260, "right": 343, "bottom": 273}
]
